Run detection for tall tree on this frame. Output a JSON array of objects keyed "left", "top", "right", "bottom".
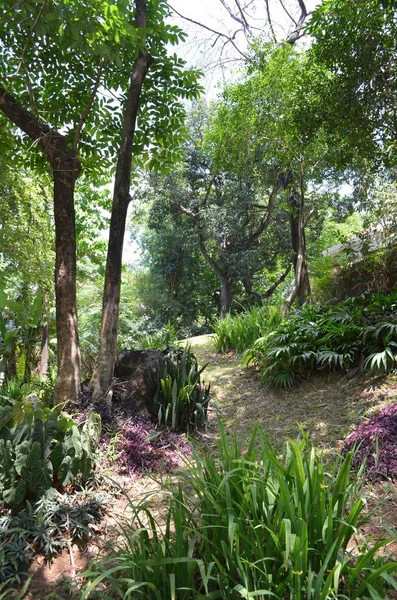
[
  {"left": 90, "top": 0, "right": 202, "bottom": 401},
  {"left": 149, "top": 107, "right": 292, "bottom": 316},
  {"left": 0, "top": 0, "right": 201, "bottom": 403},
  {"left": 306, "top": 0, "right": 397, "bottom": 169}
]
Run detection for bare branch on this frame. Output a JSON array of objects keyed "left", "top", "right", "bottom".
[
  {"left": 264, "top": 0, "right": 277, "bottom": 43},
  {"left": 168, "top": 4, "right": 249, "bottom": 59},
  {"left": 277, "top": 0, "right": 297, "bottom": 26},
  {"left": 286, "top": 0, "right": 308, "bottom": 44}
]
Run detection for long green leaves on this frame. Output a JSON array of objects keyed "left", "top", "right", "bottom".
[
  {"left": 147, "top": 346, "right": 210, "bottom": 433},
  {"left": 243, "top": 292, "right": 397, "bottom": 388},
  {"left": 82, "top": 425, "right": 396, "bottom": 599}
]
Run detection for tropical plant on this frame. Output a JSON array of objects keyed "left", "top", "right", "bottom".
[
  {"left": 0, "top": 394, "right": 101, "bottom": 506},
  {"left": 147, "top": 346, "right": 210, "bottom": 433},
  {"left": 0, "top": 488, "right": 107, "bottom": 585},
  {"left": 82, "top": 424, "right": 397, "bottom": 599},
  {"left": 244, "top": 292, "right": 397, "bottom": 388}
]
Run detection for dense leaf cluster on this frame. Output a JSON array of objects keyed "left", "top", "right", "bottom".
[
  {"left": 244, "top": 291, "right": 397, "bottom": 388},
  {"left": 147, "top": 346, "right": 211, "bottom": 432},
  {"left": 0, "top": 394, "right": 101, "bottom": 506},
  {"left": 83, "top": 425, "right": 396, "bottom": 598}
]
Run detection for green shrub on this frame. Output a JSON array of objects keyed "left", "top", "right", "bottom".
[
  {"left": 245, "top": 292, "right": 397, "bottom": 388},
  {"left": 82, "top": 424, "right": 396, "bottom": 599},
  {"left": 0, "top": 394, "right": 101, "bottom": 506},
  {"left": 0, "top": 489, "right": 107, "bottom": 585},
  {"left": 147, "top": 346, "right": 210, "bottom": 433},
  {"left": 213, "top": 305, "right": 281, "bottom": 354}
]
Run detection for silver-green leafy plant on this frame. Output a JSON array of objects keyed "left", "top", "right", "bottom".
[{"left": 0, "top": 394, "right": 101, "bottom": 506}]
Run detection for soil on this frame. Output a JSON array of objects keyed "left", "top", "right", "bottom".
[{"left": 19, "top": 334, "right": 397, "bottom": 599}]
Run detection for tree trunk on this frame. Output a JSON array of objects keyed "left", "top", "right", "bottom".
[
  {"left": 53, "top": 168, "right": 81, "bottom": 404},
  {"left": 90, "top": 0, "right": 153, "bottom": 403},
  {"left": 0, "top": 85, "right": 81, "bottom": 404},
  {"left": 90, "top": 197, "right": 129, "bottom": 400},
  {"left": 220, "top": 275, "right": 233, "bottom": 317},
  {"left": 282, "top": 186, "right": 311, "bottom": 317}
]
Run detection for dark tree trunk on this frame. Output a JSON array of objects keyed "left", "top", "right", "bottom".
[
  {"left": 220, "top": 275, "right": 233, "bottom": 317},
  {"left": 90, "top": 0, "right": 153, "bottom": 402},
  {"left": 34, "top": 320, "right": 49, "bottom": 379},
  {"left": 0, "top": 85, "right": 81, "bottom": 404},
  {"left": 53, "top": 168, "right": 81, "bottom": 403}
]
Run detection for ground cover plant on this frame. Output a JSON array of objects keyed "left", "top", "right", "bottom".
[
  {"left": 82, "top": 422, "right": 397, "bottom": 599},
  {"left": 344, "top": 402, "right": 397, "bottom": 481},
  {"left": 0, "top": 489, "right": 107, "bottom": 585},
  {"left": 243, "top": 291, "right": 397, "bottom": 388},
  {"left": 0, "top": 391, "right": 101, "bottom": 506},
  {"left": 101, "top": 414, "right": 191, "bottom": 474}
]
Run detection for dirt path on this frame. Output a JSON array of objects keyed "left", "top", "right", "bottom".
[{"left": 188, "top": 334, "right": 397, "bottom": 452}]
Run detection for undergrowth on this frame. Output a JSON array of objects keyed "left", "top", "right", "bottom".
[
  {"left": 244, "top": 291, "right": 397, "bottom": 388},
  {"left": 213, "top": 305, "right": 281, "bottom": 354},
  {"left": 82, "top": 423, "right": 397, "bottom": 599}
]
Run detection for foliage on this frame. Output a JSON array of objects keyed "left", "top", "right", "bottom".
[
  {"left": 0, "top": 0, "right": 202, "bottom": 175},
  {"left": 101, "top": 415, "right": 191, "bottom": 475},
  {"left": 130, "top": 184, "right": 219, "bottom": 328},
  {"left": 0, "top": 488, "right": 107, "bottom": 585},
  {"left": 307, "top": 0, "right": 397, "bottom": 169},
  {"left": 345, "top": 402, "right": 397, "bottom": 481},
  {"left": 0, "top": 394, "right": 101, "bottom": 506},
  {"left": 82, "top": 424, "right": 396, "bottom": 599},
  {"left": 0, "top": 163, "right": 54, "bottom": 292},
  {"left": 244, "top": 291, "right": 397, "bottom": 388},
  {"left": 147, "top": 346, "right": 210, "bottom": 433},
  {"left": 213, "top": 305, "right": 281, "bottom": 354},
  {"left": 0, "top": 279, "right": 45, "bottom": 383}
]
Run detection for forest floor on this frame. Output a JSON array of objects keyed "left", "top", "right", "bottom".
[{"left": 25, "top": 334, "right": 397, "bottom": 599}]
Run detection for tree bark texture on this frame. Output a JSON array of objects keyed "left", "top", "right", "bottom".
[
  {"left": 0, "top": 85, "right": 81, "bottom": 403},
  {"left": 220, "top": 275, "right": 233, "bottom": 317},
  {"left": 282, "top": 186, "right": 311, "bottom": 317},
  {"left": 90, "top": 0, "right": 153, "bottom": 402},
  {"left": 53, "top": 168, "right": 81, "bottom": 403}
]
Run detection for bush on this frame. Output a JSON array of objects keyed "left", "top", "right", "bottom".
[
  {"left": 0, "top": 393, "right": 101, "bottom": 506},
  {"left": 147, "top": 346, "right": 210, "bottom": 433},
  {"left": 82, "top": 424, "right": 396, "bottom": 599},
  {"left": 0, "top": 489, "right": 107, "bottom": 585},
  {"left": 213, "top": 305, "right": 281, "bottom": 354},
  {"left": 245, "top": 291, "right": 397, "bottom": 388}
]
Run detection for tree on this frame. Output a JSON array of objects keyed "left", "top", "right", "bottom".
[
  {"left": 90, "top": 0, "right": 202, "bottom": 402},
  {"left": 207, "top": 43, "right": 363, "bottom": 313},
  {"left": 150, "top": 105, "right": 292, "bottom": 316},
  {"left": 1, "top": 0, "right": 201, "bottom": 403},
  {"left": 307, "top": 0, "right": 397, "bottom": 169},
  {"left": 131, "top": 172, "right": 220, "bottom": 327}
]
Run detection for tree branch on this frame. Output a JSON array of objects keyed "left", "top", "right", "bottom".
[
  {"left": 246, "top": 174, "right": 283, "bottom": 246},
  {"left": 168, "top": 4, "right": 249, "bottom": 59},
  {"left": 72, "top": 60, "right": 104, "bottom": 151},
  {"left": 264, "top": 0, "right": 277, "bottom": 42},
  {"left": 0, "top": 84, "right": 80, "bottom": 171},
  {"left": 286, "top": 0, "right": 308, "bottom": 44}
]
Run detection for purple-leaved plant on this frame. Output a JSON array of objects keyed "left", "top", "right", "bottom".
[
  {"left": 101, "top": 415, "right": 191, "bottom": 474},
  {"left": 344, "top": 402, "right": 397, "bottom": 481}
]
